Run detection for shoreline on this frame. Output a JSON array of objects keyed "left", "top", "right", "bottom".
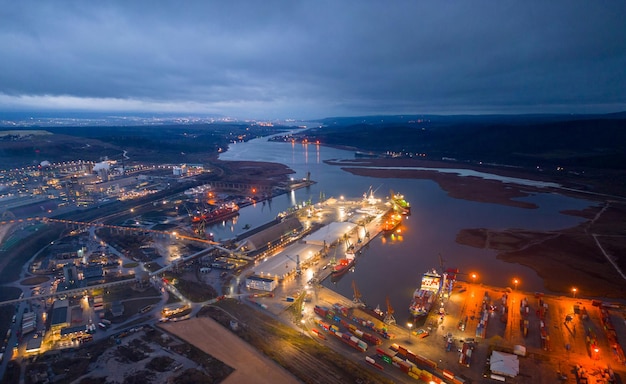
[{"left": 325, "top": 157, "right": 626, "bottom": 300}]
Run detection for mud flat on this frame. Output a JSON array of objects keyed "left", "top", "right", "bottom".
[
  {"left": 457, "top": 201, "right": 626, "bottom": 298},
  {"left": 331, "top": 158, "right": 626, "bottom": 299}
]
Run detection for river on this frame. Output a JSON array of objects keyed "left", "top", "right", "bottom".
[{"left": 216, "top": 134, "right": 596, "bottom": 318}]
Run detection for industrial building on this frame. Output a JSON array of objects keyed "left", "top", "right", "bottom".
[{"left": 245, "top": 275, "right": 278, "bottom": 292}]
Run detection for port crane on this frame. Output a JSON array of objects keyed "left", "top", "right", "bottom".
[
  {"left": 185, "top": 204, "right": 207, "bottom": 238},
  {"left": 352, "top": 280, "right": 363, "bottom": 306},
  {"left": 384, "top": 296, "right": 396, "bottom": 325},
  {"left": 284, "top": 254, "right": 301, "bottom": 275}
]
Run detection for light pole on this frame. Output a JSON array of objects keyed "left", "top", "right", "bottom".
[
  {"left": 407, "top": 322, "right": 413, "bottom": 339},
  {"left": 471, "top": 273, "right": 477, "bottom": 284},
  {"left": 572, "top": 287, "right": 577, "bottom": 298},
  {"left": 513, "top": 278, "right": 519, "bottom": 291}
]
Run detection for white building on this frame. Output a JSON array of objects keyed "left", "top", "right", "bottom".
[
  {"left": 173, "top": 165, "right": 188, "bottom": 176},
  {"left": 246, "top": 275, "right": 278, "bottom": 292}
]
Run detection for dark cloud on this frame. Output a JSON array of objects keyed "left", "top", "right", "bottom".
[{"left": 1, "top": 1, "right": 624, "bottom": 118}]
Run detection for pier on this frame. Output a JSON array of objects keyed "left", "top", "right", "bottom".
[{"left": 243, "top": 194, "right": 393, "bottom": 284}]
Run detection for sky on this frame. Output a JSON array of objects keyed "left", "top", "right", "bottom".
[{"left": 1, "top": 1, "right": 625, "bottom": 120}]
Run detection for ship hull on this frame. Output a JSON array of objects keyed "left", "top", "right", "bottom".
[
  {"left": 391, "top": 193, "right": 411, "bottom": 215},
  {"left": 332, "top": 258, "right": 355, "bottom": 277},
  {"left": 192, "top": 204, "right": 239, "bottom": 225}
]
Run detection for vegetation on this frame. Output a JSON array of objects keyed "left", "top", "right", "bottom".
[
  {"left": 142, "top": 326, "right": 234, "bottom": 382},
  {"left": 163, "top": 272, "right": 218, "bottom": 302},
  {"left": 0, "top": 225, "right": 64, "bottom": 283},
  {"left": 0, "top": 123, "right": 291, "bottom": 167},
  {"left": 19, "top": 276, "right": 49, "bottom": 285},
  {"left": 95, "top": 229, "right": 152, "bottom": 262},
  {"left": 122, "top": 262, "right": 139, "bottom": 268},
  {"left": 310, "top": 114, "right": 626, "bottom": 168},
  {"left": 171, "top": 369, "right": 219, "bottom": 384},
  {"left": 143, "top": 262, "right": 163, "bottom": 273},
  {"left": 146, "top": 355, "right": 175, "bottom": 372},
  {"left": 2, "top": 361, "right": 20, "bottom": 384},
  {"left": 0, "top": 286, "right": 22, "bottom": 342}
]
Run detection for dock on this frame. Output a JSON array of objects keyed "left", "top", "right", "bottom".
[{"left": 245, "top": 194, "right": 393, "bottom": 284}]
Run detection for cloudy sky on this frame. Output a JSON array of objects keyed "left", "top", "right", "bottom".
[{"left": 1, "top": 1, "right": 625, "bottom": 119}]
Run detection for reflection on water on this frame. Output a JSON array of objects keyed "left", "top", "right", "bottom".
[{"left": 219, "top": 135, "right": 595, "bottom": 314}]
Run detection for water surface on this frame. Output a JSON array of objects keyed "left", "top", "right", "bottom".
[{"left": 218, "top": 137, "right": 595, "bottom": 314}]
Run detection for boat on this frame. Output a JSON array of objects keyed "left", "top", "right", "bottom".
[
  {"left": 409, "top": 269, "right": 442, "bottom": 318},
  {"left": 361, "top": 305, "right": 384, "bottom": 320},
  {"left": 332, "top": 258, "right": 355, "bottom": 276},
  {"left": 391, "top": 192, "right": 411, "bottom": 215},
  {"left": 382, "top": 212, "right": 402, "bottom": 234},
  {"left": 191, "top": 202, "right": 239, "bottom": 224}
]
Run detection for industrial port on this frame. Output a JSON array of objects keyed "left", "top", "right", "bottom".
[
  {"left": 0, "top": 160, "right": 625, "bottom": 383},
  {"left": 233, "top": 194, "right": 626, "bottom": 384}
]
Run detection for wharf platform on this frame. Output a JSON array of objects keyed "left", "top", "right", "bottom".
[{"left": 246, "top": 194, "right": 393, "bottom": 284}]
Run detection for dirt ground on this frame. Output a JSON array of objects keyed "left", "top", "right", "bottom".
[
  {"left": 187, "top": 301, "right": 392, "bottom": 384},
  {"left": 333, "top": 158, "right": 626, "bottom": 299},
  {"left": 160, "top": 316, "right": 300, "bottom": 384}
]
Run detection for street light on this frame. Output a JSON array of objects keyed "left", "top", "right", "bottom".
[
  {"left": 572, "top": 287, "right": 577, "bottom": 298},
  {"left": 407, "top": 322, "right": 413, "bottom": 339},
  {"left": 513, "top": 278, "right": 519, "bottom": 291},
  {"left": 471, "top": 273, "right": 477, "bottom": 284}
]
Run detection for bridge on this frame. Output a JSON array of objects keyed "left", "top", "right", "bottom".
[{"left": 0, "top": 216, "right": 218, "bottom": 245}]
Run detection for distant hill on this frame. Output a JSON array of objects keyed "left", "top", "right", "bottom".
[
  {"left": 305, "top": 113, "right": 626, "bottom": 171},
  {"left": 0, "top": 123, "right": 291, "bottom": 168}
]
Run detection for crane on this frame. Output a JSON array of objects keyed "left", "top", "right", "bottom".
[
  {"left": 352, "top": 280, "right": 363, "bottom": 306},
  {"left": 384, "top": 296, "right": 396, "bottom": 325},
  {"left": 285, "top": 254, "right": 301, "bottom": 275}
]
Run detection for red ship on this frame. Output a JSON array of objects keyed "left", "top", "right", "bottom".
[
  {"left": 332, "top": 258, "right": 355, "bottom": 276},
  {"left": 191, "top": 203, "right": 239, "bottom": 224}
]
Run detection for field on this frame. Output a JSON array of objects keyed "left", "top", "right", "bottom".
[{"left": 164, "top": 300, "right": 393, "bottom": 384}]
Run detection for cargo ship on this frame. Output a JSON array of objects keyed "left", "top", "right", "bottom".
[
  {"left": 382, "top": 212, "right": 402, "bottom": 234},
  {"left": 409, "top": 269, "right": 442, "bottom": 318},
  {"left": 332, "top": 258, "right": 355, "bottom": 276},
  {"left": 391, "top": 192, "right": 411, "bottom": 215},
  {"left": 191, "top": 202, "right": 239, "bottom": 224}
]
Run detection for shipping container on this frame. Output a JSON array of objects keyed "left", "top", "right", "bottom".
[{"left": 365, "top": 356, "right": 384, "bottom": 370}]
